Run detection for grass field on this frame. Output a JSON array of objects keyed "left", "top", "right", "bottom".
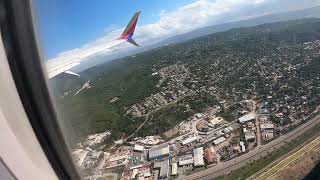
[{"left": 256, "top": 136, "right": 320, "bottom": 180}]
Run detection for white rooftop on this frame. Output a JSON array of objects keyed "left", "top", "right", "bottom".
[
  {"left": 171, "top": 163, "right": 178, "bottom": 175},
  {"left": 134, "top": 144, "right": 144, "bottom": 152},
  {"left": 149, "top": 143, "right": 170, "bottom": 159},
  {"left": 181, "top": 136, "right": 198, "bottom": 145},
  {"left": 193, "top": 147, "right": 205, "bottom": 166},
  {"left": 179, "top": 155, "right": 194, "bottom": 166},
  {"left": 213, "top": 137, "right": 226, "bottom": 145},
  {"left": 195, "top": 113, "right": 203, "bottom": 118},
  {"left": 260, "top": 123, "right": 274, "bottom": 129},
  {"left": 153, "top": 159, "right": 170, "bottom": 178},
  {"left": 244, "top": 131, "right": 256, "bottom": 141},
  {"left": 144, "top": 172, "right": 151, "bottom": 177},
  {"left": 239, "top": 113, "right": 256, "bottom": 123}
]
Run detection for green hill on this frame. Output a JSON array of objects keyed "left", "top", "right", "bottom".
[{"left": 51, "top": 18, "right": 320, "bottom": 146}]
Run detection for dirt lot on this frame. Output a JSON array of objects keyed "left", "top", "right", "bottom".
[
  {"left": 270, "top": 145, "right": 320, "bottom": 180},
  {"left": 163, "top": 128, "right": 179, "bottom": 139}
]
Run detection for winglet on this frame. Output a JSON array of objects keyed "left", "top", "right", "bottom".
[
  {"left": 118, "top": 11, "right": 141, "bottom": 46},
  {"left": 127, "top": 35, "right": 139, "bottom": 47}
]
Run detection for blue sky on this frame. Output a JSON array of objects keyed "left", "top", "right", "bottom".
[
  {"left": 33, "top": 0, "right": 320, "bottom": 61},
  {"left": 33, "top": 0, "right": 195, "bottom": 58}
]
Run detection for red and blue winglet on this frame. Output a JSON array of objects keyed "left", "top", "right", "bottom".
[{"left": 118, "top": 11, "right": 141, "bottom": 46}]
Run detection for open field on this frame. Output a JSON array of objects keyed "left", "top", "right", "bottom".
[
  {"left": 256, "top": 136, "right": 320, "bottom": 180},
  {"left": 268, "top": 144, "right": 320, "bottom": 180}
]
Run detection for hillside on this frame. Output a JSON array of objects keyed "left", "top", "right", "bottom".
[
  {"left": 51, "top": 18, "right": 320, "bottom": 146},
  {"left": 159, "top": 5, "right": 320, "bottom": 45}
]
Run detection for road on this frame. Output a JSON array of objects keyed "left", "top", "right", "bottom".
[
  {"left": 182, "top": 114, "right": 320, "bottom": 180},
  {"left": 255, "top": 117, "right": 262, "bottom": 146}
]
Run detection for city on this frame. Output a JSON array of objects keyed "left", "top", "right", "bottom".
[
  {"left": 3, "top": 1, "right": 320, "bottom": 180},
  {"left": 67, "top": 28, "right": 320, "bottom": 179}
]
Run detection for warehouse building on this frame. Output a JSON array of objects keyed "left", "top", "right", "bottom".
[
  {"left": 205, "top": 147, "right": 216, "bottom": 164},
  {"left": 148, "top": 143, "right": 170, "bottom": 160},
  {"left": 181, "top": 136, "right": 198, "bottom": 145},
  {"left": 193, "top": 147, "right": 205, "bottom": 167},
  {"left": 153, "top": 159, "right": 170, "bottom": 179},
  {"left": 260, "top": 123, "right": 274, "bottom": 131},
  {"left": 178, "top": 155, "right": 194, "bottom": 166},
  {"left": 133, "top": 144, "right": 144, "bottom": 152},
  {"left": 171, "top": 162, "right": 178, "bottom": 176},
  {"left": 238, "top": 113, "right": 256, "bottom": 124},
  {"left": 213, "top": 137, "right": 226, "bottom": 145}
]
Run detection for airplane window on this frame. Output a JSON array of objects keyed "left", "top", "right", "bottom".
[{"left": 32, "top": 1, "right": 320, "bottom": 179}]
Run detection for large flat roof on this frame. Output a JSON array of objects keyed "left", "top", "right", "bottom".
[
  {"left": 193, "top": 147, "right": 204, "bottom": 166},
  {"left": 244, "top": 131, "right": 256, "bottom": 141},
  {"left": 134, "top": 144, "right": 144, "bottom": 151},
  {"left": 260, "top": 123, "right": 274, "bottom": 129},
  {"left": 149, "top": 143, "right": 169, "bottom": 158},
  {"left": 181, "top": 136, "right": 198, "bottom": 145},
  {"left": 179, "top": 155, "right": 194, "bottom": 166},
  {"left": 154, "top": 159, "right": 169, "bottom": 178},
  {"left": 213, "top": 137, "right": 226, "bottom": 145},
  {"left": 239, "top": 113, "right": 256, "bottom": 123},
  {"left": 171, "top": 163, "right": 178, "bottom": 175},
  {"left": 108, "top": 154, "right": 128, "bottom": 162}
]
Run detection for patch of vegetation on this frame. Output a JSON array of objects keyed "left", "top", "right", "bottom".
[
  {"left": 181, "top": 92, "right": 220, "bottom": 113},
  {"left": 52, "top": 56, "right": 159, "bottom": 146},
  {"left": 219, "top": 103, "right": 242, "bottom": 122},
  {"left": 136, "top": 92, "right": 219, "bottom": 137},
  {"left": 298, "top": 56, "right": 320, "bottom": 79},
  {"left": 136, "top": 103, "right": 190, "bottom": 137}
]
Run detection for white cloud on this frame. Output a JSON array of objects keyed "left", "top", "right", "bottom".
[
  {"left": 48, "top": 0, "right": 320, "bottom": 66},
  {"left": 159, "top": 9, "right": 166, "bottom": 16},
  {"left": 255, "top": 0, "right": 266, "bottom": 4}
]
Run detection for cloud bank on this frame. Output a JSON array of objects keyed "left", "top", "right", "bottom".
[{"left": 48, "top": 0, "right": 320, "bottom": 66}]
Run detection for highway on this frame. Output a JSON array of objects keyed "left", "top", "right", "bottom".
[{"left": 182, "top": 114, "right": 320, "bottom": 180}]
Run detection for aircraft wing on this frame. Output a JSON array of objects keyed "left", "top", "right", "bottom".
[
  {"left": 45, "top": 11, "right": 141, "bottom": 79},
  {"left": 46, "top": 60, "right": 81, "bottom": 79}
]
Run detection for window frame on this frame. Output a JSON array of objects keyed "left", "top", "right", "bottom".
[{"left": 0, "top": 0, "right": 81, "bottom": 179}]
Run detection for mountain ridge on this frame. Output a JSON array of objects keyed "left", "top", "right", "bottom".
[{"left": 74, "top": 5, "right": 320, "bottom": 72}]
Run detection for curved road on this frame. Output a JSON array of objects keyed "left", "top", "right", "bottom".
[{"left": 183, "top": 114, "right": 320, "bottom": 180}]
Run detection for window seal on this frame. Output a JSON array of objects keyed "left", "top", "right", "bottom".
[{"left": 0, "top": 0, "right": 81, "bottom": 179}]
